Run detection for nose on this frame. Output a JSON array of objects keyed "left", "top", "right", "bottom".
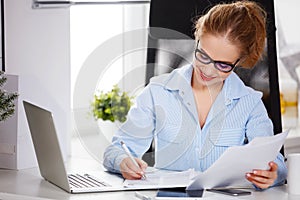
[{"left": 201, "top": 63, "right": 218, "bottom": 76}]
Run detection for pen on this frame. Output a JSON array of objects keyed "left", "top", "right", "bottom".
[
  {"left": 135, "top": 191, "right": 151, "bottom": 200},
  {"left": 120, "top": 141, "right": 147, "bottom": 180}
]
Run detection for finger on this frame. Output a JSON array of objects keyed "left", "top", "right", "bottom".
[
  {"left": 251, "top": 161, "right": 278, "bottom": 175},
  {"left": 248, "top": 173, "right": 273, "bottom": 184},
  {"left": 134, "top": 159, "right": 148, "bottom": 178},
  {"left": 252, "top": 165, "right": 278, "bottom": 179},
  {"left": 252, "top": 170, "right": 275, "bottom": 180},
  {"left": 250, "top": 178, "right": 271, "bottom": 189},
  {"left": 136, "top": 158, "right": 148, "bottom": 171},
  {"left": 121, "top": 157, "right": 141, "bottom": 172},
  {"left": 121, "top": 163, "right": 142, "bottom": 179},
  {"left": 122, "top": 171, "right": 141, "bottom": 180},
  {"left": 246, "top": 173, "right": 273, "bottom": 188},
  {"left": 128, "top": 158, "right": 146, "bottom": 176},
  {"left": 120, "top": 159, "right": 142, "bottom": 179},
  {"left": 269, "top": 161, "right": 278, "bottom": 172}
]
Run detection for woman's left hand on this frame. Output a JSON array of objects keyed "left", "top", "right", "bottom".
[{"left": 245, "top": 161, "right": 278, "bottom": 189}]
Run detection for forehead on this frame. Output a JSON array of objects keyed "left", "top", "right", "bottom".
[{"left": 199, "top": 34, "right": 240, "bottom": 62}]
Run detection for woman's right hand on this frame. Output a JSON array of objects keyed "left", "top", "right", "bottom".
[{"left": 120, "top": 157, "right": 148, "bottom": 180}]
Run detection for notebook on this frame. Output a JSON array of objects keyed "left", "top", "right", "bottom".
[{"left": 23, "top": 101, "right": 148, "bottom": 193}]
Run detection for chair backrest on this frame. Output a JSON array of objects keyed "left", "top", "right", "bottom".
[{"left": 144, "top": 0, "right": 283, "bottom": 162}]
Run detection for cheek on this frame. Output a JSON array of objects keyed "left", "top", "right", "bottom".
[
  {"left": 217, "top": 72, "right": 231, "bottom": 80},
  {"left": 193, "top": 59, "right": 201, "bottom": 68},
  {"left": 193, "top": 61, "right": 217, "bottom": 74},
  {"left": 193, "top": 61, "right": 204, "bottom": 74}
]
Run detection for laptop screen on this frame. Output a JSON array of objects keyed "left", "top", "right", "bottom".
[{"left": 23, "top": 101, "right": 70, "bottom": 192}]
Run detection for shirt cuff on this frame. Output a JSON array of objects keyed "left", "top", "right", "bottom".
[{"left": 113, "top": 153, "right": 128, "bottom": 173}]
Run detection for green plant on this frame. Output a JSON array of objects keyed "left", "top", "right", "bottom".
[
  {"left": 92, "top": 85, "right": 133, "bottom": 123},
  {"left": 0, "top": 71, "right": 18, "bottom": 122}
]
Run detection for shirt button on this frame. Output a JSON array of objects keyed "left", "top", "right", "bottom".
[
  {"left": 226, "top": 99, "right": 232, "bottom": 104},
  {"left": 195, "top": 148, "right": 201, "bottom": 160},
  {"left": 181, "top": 91, "right": 184, "bottom": 95},
  {"left": 187, "top": 102, "right": 191, "bottom": 106}
]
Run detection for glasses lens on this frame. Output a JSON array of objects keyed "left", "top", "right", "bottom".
[
  {"left": 195, "top": 50, "right": 211, "bottom": 64},
  {"left": 195, "top": 47, "right": 237, "bottom": 73},
  {"left": 214, "top": 62, "right": 233, "bottom": 72}
]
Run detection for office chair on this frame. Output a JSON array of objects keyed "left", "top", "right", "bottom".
[{"left": 143, "top": 0, "right": 283, "bottom": 166}]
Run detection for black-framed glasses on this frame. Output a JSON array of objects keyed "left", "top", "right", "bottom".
[{"left": 194, "top": 41, "right": 240, "bottom": 73}]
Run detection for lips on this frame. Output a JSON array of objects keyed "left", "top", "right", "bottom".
[{"left": 200, "top": 70, "right": 216, "bottom": 81}]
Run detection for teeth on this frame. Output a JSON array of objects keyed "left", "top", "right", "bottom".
[{"left": 203, "top": 73, "right": 209, "bottom": 78}]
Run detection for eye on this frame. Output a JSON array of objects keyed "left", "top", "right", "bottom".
[
  {"left": 196, "top": 51, "right": 211, "bottom": 63},
  {"left": 200, "top": 53, "right": 209, "bottom": 60},
  {"left": 215, "top": 62, "right": 232, "bottom": 71}
]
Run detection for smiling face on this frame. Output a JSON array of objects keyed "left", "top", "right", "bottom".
[{"left": 192, "top": 34, "right": 241, "bottom": 89}]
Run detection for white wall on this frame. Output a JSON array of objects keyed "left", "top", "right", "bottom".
[
  {"left": 275, "top": 0, "right": 300, "bottom": 45},
  {"left": 122, "top": 4, "right": 149, "bottom": 95},
  {"left": 5, "top": 0, "right": 71, "bottom": 169}
]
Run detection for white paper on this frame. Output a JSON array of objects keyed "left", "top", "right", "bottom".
[
  {"left": 187, "top": 131, "right": 289, "bottom": 190},
  {"left": 123, "top": 168, "right": 195, "bottom": 189}
]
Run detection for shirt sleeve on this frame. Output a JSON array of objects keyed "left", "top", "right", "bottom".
[
  {"left": 245, "top": 98, "right": 287, "bottom": 188},
  {"left": 103, "top": 86, "right": 156, "bottom": 173}
]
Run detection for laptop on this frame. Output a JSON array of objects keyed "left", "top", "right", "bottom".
[{"left": 23, "top": 101, "right": 145, "bottom": 193}]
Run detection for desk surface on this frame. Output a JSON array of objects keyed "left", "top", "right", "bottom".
[
  {"left": 1, "top": 136, "right": 299, "bottom": 200},
  {"left": 0, "top": 168, "right": 299, "bottom": 200}
]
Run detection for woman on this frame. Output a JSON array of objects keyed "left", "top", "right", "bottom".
[{"left": 103, "top": 1, "right": 287, "bottom": 189}]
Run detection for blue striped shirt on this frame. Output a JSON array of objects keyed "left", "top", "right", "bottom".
[{"left": 103, "top": 64, "right": 287, "bottom": 187}]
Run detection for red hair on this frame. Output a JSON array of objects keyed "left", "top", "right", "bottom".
[{"left": 194, "top": 1, "right": 267, "bottom": 68}]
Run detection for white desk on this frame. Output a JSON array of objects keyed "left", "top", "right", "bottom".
[
  {"left": 0, "top": 135, "right": 297, "bottom": 200},
  {"left": 0, "top": 168, "right": 299, "bottom": 200}
]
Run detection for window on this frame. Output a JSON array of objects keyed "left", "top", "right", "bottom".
[{"left": 70, "top": 3, "right": 149, "bottom": 161}]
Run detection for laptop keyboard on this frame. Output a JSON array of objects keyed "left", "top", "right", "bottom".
[{"left": 68, "top": 174, "right": 111, "bottom": 188}]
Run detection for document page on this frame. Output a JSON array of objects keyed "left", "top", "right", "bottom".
[
  {"left": 123, "top": 168, "right": 195, "bottom": 189},
  {"left": 187, "top": 131, "right": 288, "bottom": 190}
]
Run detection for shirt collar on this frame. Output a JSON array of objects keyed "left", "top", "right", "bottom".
[
  {"left": 163, "top": 65, "right": 193, "bottom": 92},
  {"left": 161, "top": 64, "right": 250, "bottom": 102},
  {"left": 223, "top": 72, "right": 250, "bottom": 101}
]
